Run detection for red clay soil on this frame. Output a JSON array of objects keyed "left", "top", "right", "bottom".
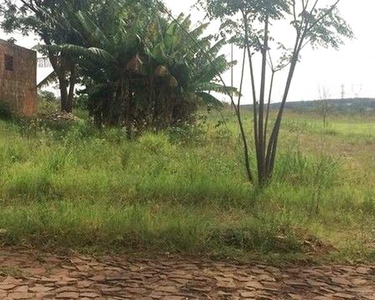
[{"left": 0, "top": 249, "right": 374, "bottom": 299}]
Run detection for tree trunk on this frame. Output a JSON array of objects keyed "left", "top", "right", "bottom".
[
  {"left": 237, "top": 46, "right": 253, "bottom": 183},
  {"left": 59, "top": 74, "right": 69, "bottom": 112},
  {"left": 66, "top": 65, "right": 76, "bottom": 113},
  {"left": 124, "top": 78, "right": 132, "bottom": 138},
  {"left": 257, "top": 16, "right": 269, "bottom": 186},
  {"left": 47, "top": 49, "right": 70, "bottom": 113},
  {"left": 243, "top": 14, "right": 259, "bottom": 184},
  {"left": 265, "top": 49, "right": 300, "bottom": 179},
  {"left": 110, "top": 81, "right": 122, "bottom": 125}
]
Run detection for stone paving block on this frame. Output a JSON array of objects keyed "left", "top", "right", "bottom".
[{"left": 0, "top": 249, "right": 373, "bottom": 299}]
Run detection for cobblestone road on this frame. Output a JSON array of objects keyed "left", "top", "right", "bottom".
[{"left": 0, "top": 249, "right": 374, "bottom": 299}]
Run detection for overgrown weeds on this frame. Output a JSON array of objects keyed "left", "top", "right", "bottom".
[{"left": 0, "top": 110, "right": 374, "bottom": 262}]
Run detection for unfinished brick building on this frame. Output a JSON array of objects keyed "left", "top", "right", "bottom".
[{"left": 0, "top": 39, "right": 37, "bottom": 115}]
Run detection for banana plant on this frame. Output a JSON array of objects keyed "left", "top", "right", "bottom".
[{"left": 45, "top": 2, "right": 237, "bottom": 132}]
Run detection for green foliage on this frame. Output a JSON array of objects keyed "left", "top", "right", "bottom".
[
  {"left": 198, "top": 0, "right": 353, "bottom": 48},
  {"left": 38, "top": 91, "right": 57, "bottom": 103},
  {"left": 2, "top": 0, "right": 235, "bottom": 126},
  {"left": 74, "top": 94, "right": 89, "bottom": 111},
  {"left": 42, "top": 2, "right": 235, "bottom": 131}
]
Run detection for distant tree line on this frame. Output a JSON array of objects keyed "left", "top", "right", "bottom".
[{"left": 243, "top": 98, "right": 375, "bottom": 114}]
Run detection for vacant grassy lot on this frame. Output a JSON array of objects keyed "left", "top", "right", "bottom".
[{"left": 0, "top": 108, "right": 374, "bottom": 263}]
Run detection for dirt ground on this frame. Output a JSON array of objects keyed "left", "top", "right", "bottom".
[{"left": 0, "top": 249, "right": 374, "bottom": 299}]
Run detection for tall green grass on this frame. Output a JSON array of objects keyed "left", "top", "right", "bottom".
[{"left": 0, "top": 111, "right": 374, "bottom": 261}]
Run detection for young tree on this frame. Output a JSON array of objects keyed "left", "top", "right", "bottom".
[
  {"left": 317, "top": 85, "right": 330, "bottom": 127},
  {"left": 197, "top": 0, "right": 353, "bottom": 186}
]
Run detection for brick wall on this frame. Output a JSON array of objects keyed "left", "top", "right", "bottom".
[{"left": 0, "top": 39, "right": 37, "bottom": 116}]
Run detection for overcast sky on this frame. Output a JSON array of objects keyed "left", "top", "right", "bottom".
[{"left": 1, "top": 0, "right": 373, "bottom": 103}]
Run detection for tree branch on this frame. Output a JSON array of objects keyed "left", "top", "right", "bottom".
[{"left": 306, "top": 0, "right": 341, "bottom": 33}]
